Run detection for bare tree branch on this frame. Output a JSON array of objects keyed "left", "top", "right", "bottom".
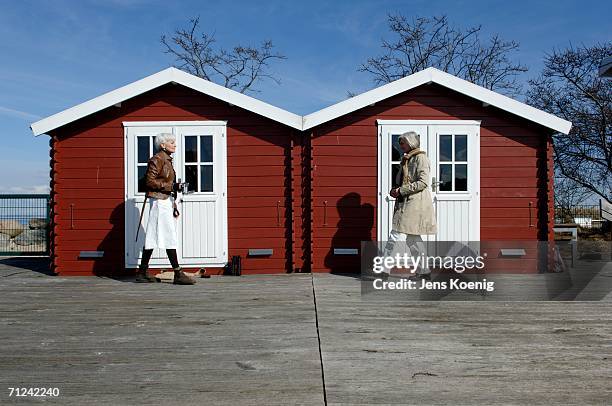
[
  {"left": 359, "top": 14, "right": 528, "bottom": 96},
  {"left": 161, "top": 17, "right": 286, "bottom": 94},
  {"left": 526, "top": 43, "right": 612, "bottom": 202}
]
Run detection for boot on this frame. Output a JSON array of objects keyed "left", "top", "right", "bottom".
[
  {"left": 135, "top": 265, "right": 157, "bottom": 283},
  {"left": 173, "top": 267, "right": 196, "bottom": 285}
]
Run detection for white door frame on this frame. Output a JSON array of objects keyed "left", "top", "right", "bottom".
[
  {"left": 376, "top": 119, "right": 480, "bottom": 243},
  {"left": 123, "top": 120, "right": 228, "bottom": 268}
]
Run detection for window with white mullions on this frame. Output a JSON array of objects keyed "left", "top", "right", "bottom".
[
  {"left": 184, "top": 135, "right": 214, "bottom": 193},
  {"left": 391, "top": 134, "right": 403, "bottom": 188},
  {"left": 438, "top": 134, "right": 468, "bottom": 192},
  {"left": 136, "top": 135, "right": 161, "bottom": 193}
]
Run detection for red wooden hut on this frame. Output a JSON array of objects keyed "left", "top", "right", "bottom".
[{"left": 30, "top": 67, "right": 571, "bottom": 276}]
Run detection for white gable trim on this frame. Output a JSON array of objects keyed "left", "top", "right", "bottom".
[
  {"left": 30, "top": 67, "right": 303, "bottom": 135},
  {"left": 30, "top": 67, "right": 572, "bottom": 136},
  {"left": 302, "top": 67, "right": 571, "bottom": 134}
]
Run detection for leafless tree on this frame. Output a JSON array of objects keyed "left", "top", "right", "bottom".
[
  {"left": 554, "top": 175, "right": 592, "bottom": 223},
  {"left": 527, "top": 43, "right": 611, "bottom": 202},
  {"left": 161, "top": 17, "right": 286, "bottom": 94},
  {"left": 359, "top": 14, "right": 528, "bottom": 96}
]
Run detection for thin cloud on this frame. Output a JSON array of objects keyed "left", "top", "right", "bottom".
[
  {"left": 3, "top": 185, "right": 50, "bottom": 194},
  {"left": 0, "top": 106, "right": 41, "bottom": 120}
]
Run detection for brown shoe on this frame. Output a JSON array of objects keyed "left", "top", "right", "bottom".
[
  {"left": 173, "top": 268, "right": 196, "bottom": 285},
  {"left": 135, "top": 267, "right": 157, "bottom": 283}
]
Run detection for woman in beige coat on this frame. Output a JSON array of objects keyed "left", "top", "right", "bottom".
[{"left": 382, "top": 131, "right": 437, "bottom": 280}]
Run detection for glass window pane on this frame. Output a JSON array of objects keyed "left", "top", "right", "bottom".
[
  {"left": 391, "top": 134, "right": 402, "bottom": 161},
  {"left": 153, "top": 137, "right": 161, "bottom": 154},
  {"left": 201, "top": 166, "right": 213, "bottom": 192},
  {"left": 137, "top": 137, "right": 149, "bottom": 163},
  {"left": 455, "top": 164, "right": 467, "bottom": 191},
  {"left": 392, "top": 164, "right": 401, "bottom": 188},
  {"left": 185, "top": 136, "right": 197, "bottom": 162},
  {"left": 185, "top": 165, "right": 198, "bottom": 191},
  {"left": 137, "top": 166, "right": 147, "bottom": 193},
  {"left": 439, "top": 164, "right": 452, "bottom": 191},
  {"left": 439, "top": 135, "right": 452, "bottom": 161},
  {"left": 200, "top": 136, "right": 213, "bottom": 162},
  {"left": 455, "top": 135, "right": 467, "bottom": 161}
]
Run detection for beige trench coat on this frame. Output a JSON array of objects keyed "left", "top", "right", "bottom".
[{"left": 391, "top": 150, "right": 437, "bottom": 235}]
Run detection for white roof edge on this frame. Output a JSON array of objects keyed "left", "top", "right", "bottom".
[
  {"left": 429, "top": 69, "right": 572, "bottom": 134},
  {"left": 302, "top": 69, "right": 433, "bottom": 131},
  {"left": 30, "top": 67, "right": 302, "bottom": 135},
  {"left": 302, "top": 67, "right": 572, "bottom": 134},
  {"left": 169, "top": 68, "right": 302, "bottom": 130},
  {"left": 30, "top": 66, "right": 572, "bottom": 136}
]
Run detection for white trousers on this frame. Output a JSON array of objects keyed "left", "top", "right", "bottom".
[
  {"left": 144, "top": 197, "right": 178, "bottom": 250},
  {"left": 381, "top": 230, "right": 430, "bottom": 275}
]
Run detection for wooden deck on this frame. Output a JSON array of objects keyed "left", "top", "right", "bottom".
[{"left": 1, "top": 257, "right": 611, "bottom": 405}]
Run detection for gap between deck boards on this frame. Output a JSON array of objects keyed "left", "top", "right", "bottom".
[{"left": 310, "top": 274, "right": 328, "bottom": 406}]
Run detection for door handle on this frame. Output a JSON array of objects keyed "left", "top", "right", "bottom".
[{"left": 431, "top": 177, "right": 443, "bottom": 192}]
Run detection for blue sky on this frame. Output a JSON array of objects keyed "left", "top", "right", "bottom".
[{"left": 1, "top": 0, "right": 610, "bottom": 192}]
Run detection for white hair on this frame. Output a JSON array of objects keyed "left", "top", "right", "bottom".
[
  {"left": 398, "top": 131, "right": 420, "bottom": 150},
  {"left": 154, "top": 133, "right": 175, "bottom": 150}
]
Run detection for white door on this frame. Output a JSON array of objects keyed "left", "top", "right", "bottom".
[
  {"left": 377, "top": 120, "right": 480, "bottom": 244},
  {"left": 124, "top": 121, "right": 228, "bottom": 269},
  {"left": 378, "top": 122, "right": 429, "bottom": 243},
  {"left": 176, "top": 125, "right": 228, "bottom": 266},
  {"left": 428, "top": 123, "right": 480, "bottom": 243}
]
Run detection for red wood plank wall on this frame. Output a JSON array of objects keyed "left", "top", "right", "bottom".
[
  {"left": 47, "top": 82, "right": 554, "bottom": 276},
  {"left": 308, "top": 84, "right": 553, "bottom": 273},
  {"left": 49, "top": 84, "right": 295, "bottom": 276}
]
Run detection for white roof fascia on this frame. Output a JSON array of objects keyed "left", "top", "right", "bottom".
[
  {"left": 169, "top": 68, "right": 302, "bottom": 130},
  {"left": 302, "top": 67, "right": 572, "bottom": 134},
  {"left": 30, "top": 67, "right": 302, "bottom": 135},
  {"left": 302, "top": 68, "right": 433, "bottom": 131},
  {"left": 429, "top": 68, "right": 571, "bottom": 134},
  {"left": 30, "top": 67, "right": 572, "bottom": 136}
]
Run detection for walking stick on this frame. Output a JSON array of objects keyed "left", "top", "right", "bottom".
[{"left": 135, "top": 194, "right": 149, "bottom": 242}]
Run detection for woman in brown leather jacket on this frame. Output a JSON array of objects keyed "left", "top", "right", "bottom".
[{"left": 136, "top": 133, "right": 195, "bottom": 285}]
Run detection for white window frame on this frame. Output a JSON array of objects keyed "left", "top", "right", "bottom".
[
  {"left": 123, "top": 120, "right": 228, "bottom": 268},
  {"left": 376, "top": 120, "right": 480, "bottom": 243}
]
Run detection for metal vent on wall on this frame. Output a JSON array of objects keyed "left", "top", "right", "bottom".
[
  {"left": 333, "top": 248, "right": 359, "bottom": 255},
  {"left": 248, "top": 249, "right": 273, "bottom": 257},
  {"left": 79, "top": 251, "right": 104, "bottom": 259},
  {"left": 499, "top": 248, "right": 526, "bottom": 257}
]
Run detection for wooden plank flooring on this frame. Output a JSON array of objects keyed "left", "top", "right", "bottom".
[
  {"left": 1, "top": 257, "right": 611, "bottom": 405},
  {"left": 0, "top": 259, "right": 324, "bottom": 405},
  {"left": 314, "top": 265, "right": 612, "bottom": 405}
]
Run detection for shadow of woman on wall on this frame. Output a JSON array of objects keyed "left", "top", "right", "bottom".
[
  {"left": 324, "top": 192, "right": 375, "bottom": 275},
  {"left": 92, "top": 202, "right": 130, "bottom": 278}
]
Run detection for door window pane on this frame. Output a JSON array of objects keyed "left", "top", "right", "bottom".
[
  {"left": 455, "top": 164, "right": 467, "bottom": 191},
  {"left": 137, "top": 136, "right": 149, "bottom": 163},
  {"left": 437, "top": 133, "right": 469, "bottom": 192},
  {"left": 455, "top": 135, "right": 467, "bottom": 161},
  {"left": 391, "top": 134, "right": 402, "bottom": 161},
  {"left": 201, "top": 166, "right": 213, "bottom": 192},
  {"left": 200, "top": 136, "right": 213, "bottom": 162},
  {"left": 185, "top": 136, "right": 197, "bottom": 162},
  {"left": 391, "top": 164, "right": 401, "bottom": 188},
  {"left": 185, "top": 165, "right": 198, "bottom": 191},
  {"left": 439, "top": 164, "right": 452, "bottom": 191},
  {"left": 439, "top": 135, "right": 452, "bottom": 161},
  {"left": 137, "top": 166, "right": 147, "bottom": 193}
]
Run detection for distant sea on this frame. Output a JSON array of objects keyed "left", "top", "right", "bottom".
[{"left": 0, "top": 196, "right": 49, "bottom": 226}]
